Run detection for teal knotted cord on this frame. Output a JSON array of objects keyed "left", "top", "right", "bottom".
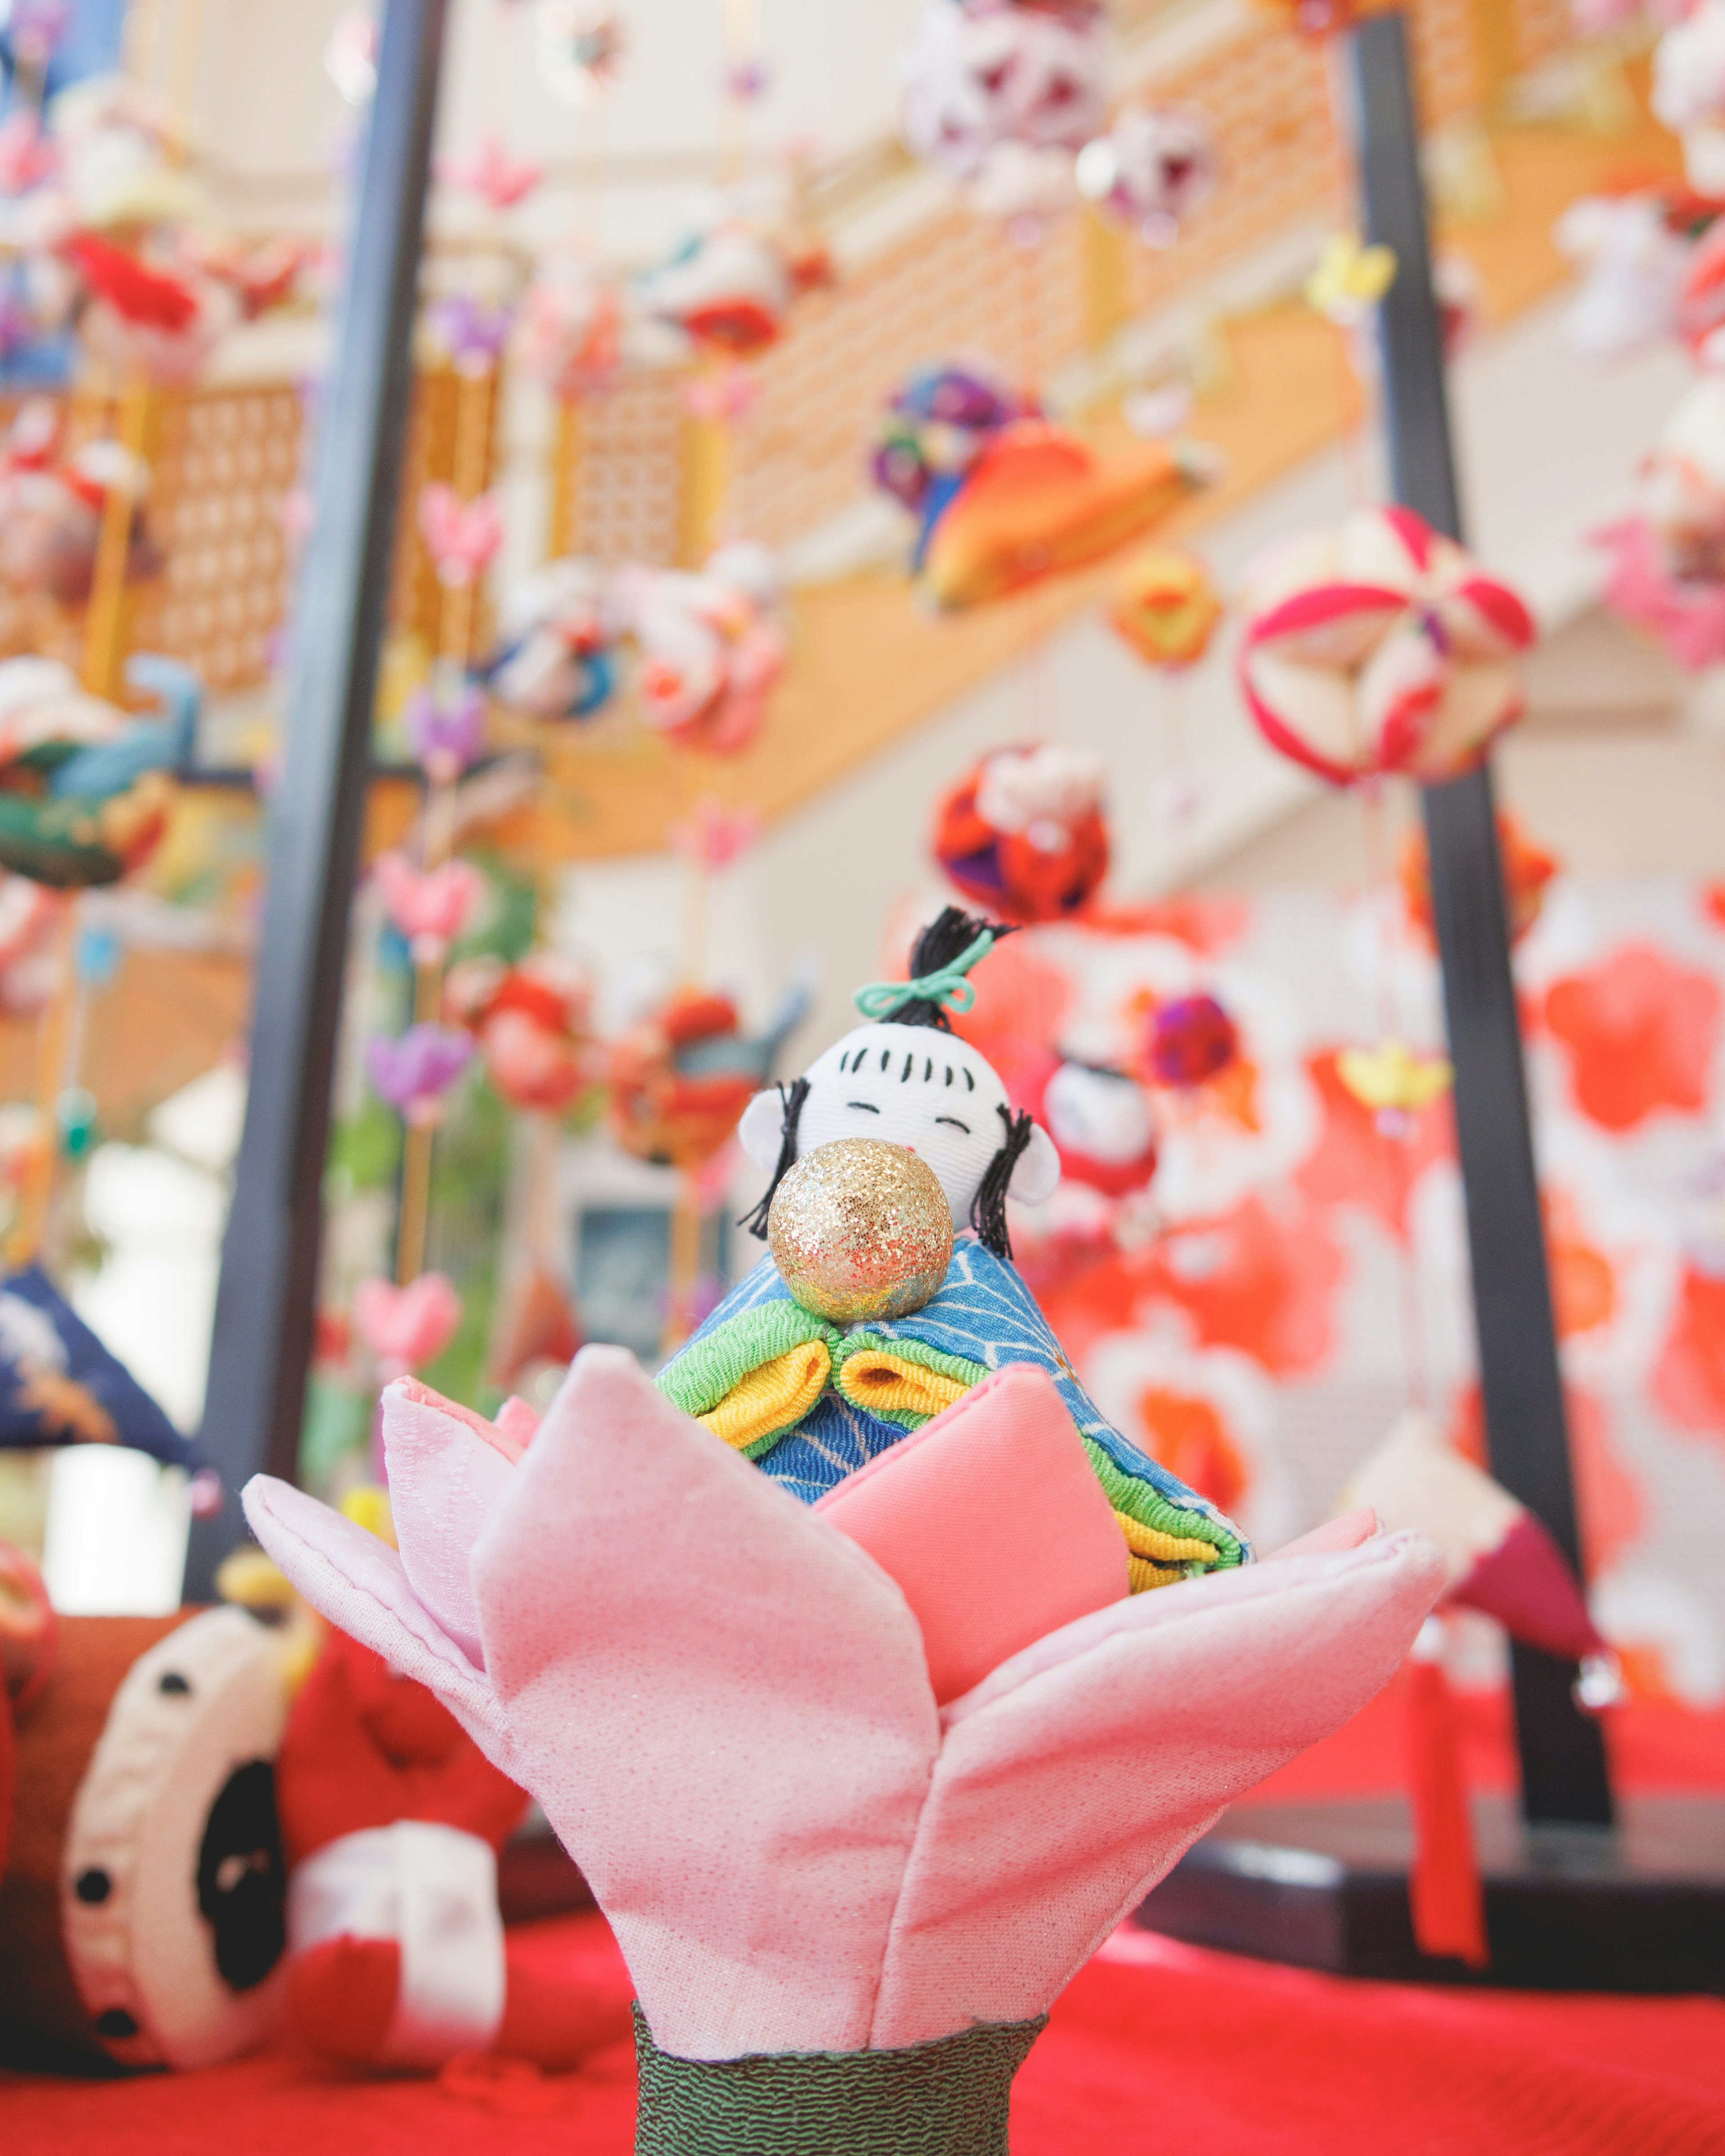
[{"left": 853, "top": 928, "right": 995, "bottom": 1022}]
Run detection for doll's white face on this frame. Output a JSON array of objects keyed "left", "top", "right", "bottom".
[{"left": 740, "top": 1022, "right": 1060, "bottom": 1229}]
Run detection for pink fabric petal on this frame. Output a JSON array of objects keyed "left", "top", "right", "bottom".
[
  {"left": 814, "top": 1365, "right": 1128, "bottom": 1706},
  {"left": 380, "top": 1377, "right": 520, "bottom": 1668},
  {"left": 240, "top": 1473, "right": 512, "bottom": 1765},
  {"left": 1267, "top": 1507, "right": 1378, "bottom": 1560},
  {"left": 868, "top": 1531, "right": 1444, "bottom": 2048},
  {"left": 467, "top": 1344, "right": 940, "bottom": 2062}
]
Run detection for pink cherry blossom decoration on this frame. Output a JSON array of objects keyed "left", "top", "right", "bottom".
[
  {"left": 668, "top": 798, "right": 761, "bottom": 871},
  {"left": 439, "top": 132, "right": 543, "bottom": 211},
  {"left": 374, "top": 851, "right": 485, "bottom": 965},
  {"left": 419, "top": 483, "right": 505, "bottom": 588},
  {"left": 352, "top": 1272, "right": 463, "bottom": 1381}
]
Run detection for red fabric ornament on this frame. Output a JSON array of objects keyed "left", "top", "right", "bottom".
[
  {"left": 1404, "top": 1641, "right": 1489, "bottom": 1968},
  {"left": 1147, "top": 994, "right": 1238, "bottom": 1088},
  {"left": 933, "top": 745, "right": 1109, "bottom": 923}
]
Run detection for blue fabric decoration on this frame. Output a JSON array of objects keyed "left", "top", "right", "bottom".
[
  {"left": 0, "top": 1265, "right": 201, "bottom": 1467},
  {"left": 668, "top": 1234, "right": 1248, "bottom": 1552}
]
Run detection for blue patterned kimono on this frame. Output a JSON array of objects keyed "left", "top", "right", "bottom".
[{"left": 657, "top": 1233, "right": 1247, "bottom": 1585}]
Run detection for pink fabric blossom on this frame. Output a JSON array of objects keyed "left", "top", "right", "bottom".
[
  {"left": 373, "top": 851, "right": 484, "bottom": 965},
  {"left": 668, "top": 798, "right": 760, "bottom": 870},
  {"left": 418, "top": 483, "right": 505, "bottom": 588},
  {"left": 351, "top": 1272, "right": 464, "bottom": 1383},
  {"left": 1594, "top": 516, "right": 1725, "bottom": 670},
  {"left": 244, "top": 1350, "right": 1442, "bottom": 2064},
  {"left": 438, "top": 132, "right": 542, "bottom": 211}
]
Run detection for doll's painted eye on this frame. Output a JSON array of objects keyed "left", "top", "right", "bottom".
[
  {"left": 934, "top": 1115, "right": 971, "bottom": 1134},
  {"left": 846, "top": 1100, "right": 880, "bottom": 1113}
]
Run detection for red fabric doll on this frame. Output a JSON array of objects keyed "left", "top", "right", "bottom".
[{"left": 277, "top": 1626, "right": 628, "bottom": 2072}]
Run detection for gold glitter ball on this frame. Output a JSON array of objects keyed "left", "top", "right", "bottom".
[{"left": 768, "top": 1138, "right": 955, "bottom": 1324}]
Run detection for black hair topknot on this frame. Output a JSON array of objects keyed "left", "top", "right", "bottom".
[
  {"left": 971, "top": 1102, "right": 1034, "bottom": 1261},
  {"left": 891, "top": 907, "right": 1019, "bottom": 1031},
  {"left": 739, "top": 1077, "right": 810, "bottom": 1240}
]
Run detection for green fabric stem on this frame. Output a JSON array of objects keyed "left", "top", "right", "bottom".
[
  {"left": 1082, "top": 1437, "right": 1245, "bottom": 1569},
  {"left": 632, "top": 2007, "right": 1048, "bottom": 2156}
]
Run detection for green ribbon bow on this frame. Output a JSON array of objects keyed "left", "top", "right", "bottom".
[{"left": 853, "top": 928, "right": 995, "bottom": 1022}]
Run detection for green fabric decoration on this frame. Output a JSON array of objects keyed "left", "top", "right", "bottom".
[
  {"left": 1083, "top": 1437, "right": 1244, "bottom": 1571},
  {"left": 853, "top": 928, "right": 995, "bottom": 1023},
  {"left": 655, "top": 1298, "right": 838, "bottom": 1421},
  {"left": 831, "top": 1332, "right": 988, "bottom": 1431},
  {"left": 632, "top": 2006, "right": 1048, "bottom": 2156}
]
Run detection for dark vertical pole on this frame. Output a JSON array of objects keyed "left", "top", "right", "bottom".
[
  {"left": 186, "top": 0, "right": 448, "bottom": 1599},
  {"left": 1348, "top": 13, "right": 1613, "bottom": 1828}
]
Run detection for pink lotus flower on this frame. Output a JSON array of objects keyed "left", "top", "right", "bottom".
[
  {"left": 373, "top": 851, "right": 484, "bottom": 965},
  {"left": 351, "top": 1272, "right": 463, "bottom": 1382},
  {"left": 418, "top": 483, "right": 505, "bottom": 589},
  {"left": 438, "top": 132, "right": 542, "bottom": 211},
  {"left": 668, "top": 797, "right": 760, "bottom": 870},
  {"left": 366, "top": 1022, "right": 474, "bottom": 1125},
  {"left": 1238, "top": 506, "right": 1535, "bottom": 788},
  {"left": 244, "top": 1352, "right": 1440, "bottom": 2069}
]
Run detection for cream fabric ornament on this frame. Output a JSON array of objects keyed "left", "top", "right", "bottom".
[{"left": 1238, "top": 506, "right": 1535, "bottom": 787}]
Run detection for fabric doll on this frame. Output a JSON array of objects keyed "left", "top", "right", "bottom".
[
  {"left": 656, "top": 907, "right": 1247, "bottom": 1591},
  {"left": 276, "top": 1625, "right": 630, "bottom": 2073}
]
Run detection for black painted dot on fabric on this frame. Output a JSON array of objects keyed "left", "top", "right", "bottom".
[
  {"left": 94, "top": 2009, "right": 137, "bottom": 2039},
  {"left": 74, "top": 1868, "right": 111, "bottom": 1904},
  {"left": 158, "top": 1671, "right": 190, "bottom": 1696}
]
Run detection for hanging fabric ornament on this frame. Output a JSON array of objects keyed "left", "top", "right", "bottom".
[
  {"left": 63, "top": 232, "right": 239, "bottom": 388},
  {"left": 514, "top": 252, "right": 623, "bottom": 398},
  {"left": 365, "top": 1024, "right": 474, "bottom": 1128},
  {"left": 1107, "top": 547, "right": 1222, "bottom": 668},
  {"left": 1595, "top": 374, "right": 1725, "bottom": 667},
  {"left": 403, "top": 679, "right": 486, "bottom": 782},
  {"left": 424, "top": 294, "right": 513, "bottom": 376},
  {"left": 1147, "top": 994, "right": 1238, "bottom": 1090},
  {"left": 621, "top": 543, "right": 787, "bottom": 754},
  {"left": 1679, "top": 214, "right": 1725, "bottom": 369},
  {"left": 1075, "top": 103, "right": 1217, "bottom": 249},
  {"left": 1039, "top": 1058, "right": 1159, "bottom": 1197},
  {"left": 437, "top": 134, "right": 542, "bottom": 213},
  {"left": 1555, "top": 191, "right": 1696, "bottom": 363},
  {"left": 484, "top": 557, "right": 620, "bottom": 720},
  {"left": 1653, "top": 0, "right": 1725, "bottom": 199},
  {"left": 1334, "top": 1040, "right": 1454, "bottom": 1136},
  {"left": 446, "top": 950, "right": 601, "bottom": 1115},
  {"left": 0, "top": 406, "right": 158, "bottom": 605},
  {"left": 1238, "top": 506, "right": 1535, "bottom": 786},
  {"left": 872, "top": 365, "right": 1031, "bottom": 570},
  {"left": 899, "top": 0, "right": 1108, "bottom": 234},
  {"left": 914, "top": 416, "right": 1203, "bottom": 611},
  {"left": 534, "top": 0, "right": 624, "bottom": 106},
  {"left": 373, "top": 852, "right": 484, "bottom": 968},
  {"left": 352, "top": 1272, "right": 463, "bottom": 1383},
  {"left": 637, "top": 215, "right": 829, "bottom": 361},
  {"left": 608, "top": 982, "right": 808, "bottom": 1169},
  {"left": 0, "top": 652, "right": 196, "bottom": 888},
  {"left": 418, "top": 483, "right": 505, "bottom": 590},
  {"left": 933, "top": 742, "right": 1109, "bottom": 922},
  {"left": 1402, "top": 812, "right": 1557, "bottom": 949}
]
